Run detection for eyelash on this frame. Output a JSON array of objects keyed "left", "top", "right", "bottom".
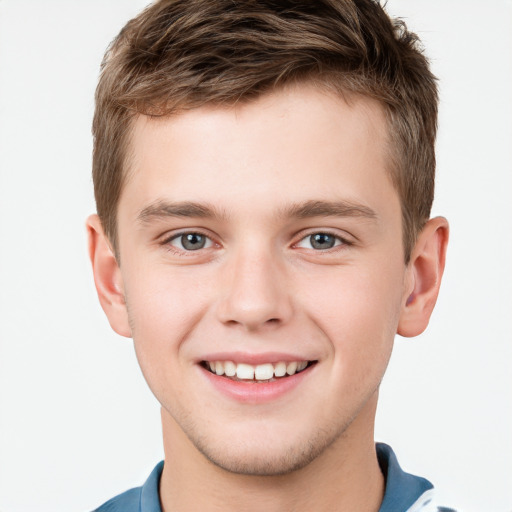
[
  {"left": 294, "top": 231, "right": 351, "bottom": 251},
  {"left": 160, "top": 230, "right": 352, "bottom": 254},
  {"left": 162, "top": 231, "right": 215, "bottom": 253}
]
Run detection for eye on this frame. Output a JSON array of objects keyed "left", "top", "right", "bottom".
[
  {"left": 168, "top": 232, "right": 213, "bottom": 251},
  {"left": 296, "top": 232, "right": 345, "bottom": 250}
]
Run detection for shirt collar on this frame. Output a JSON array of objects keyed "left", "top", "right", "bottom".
[
  {"left": 377, "top": 442, "right": 434, "bottom": 512},
  {"left": 140, "top": 460, "right": 164, "bottom": 512}
]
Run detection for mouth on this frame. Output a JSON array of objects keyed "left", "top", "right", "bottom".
[{"left": 201, "top": 360, "right": 317, "bottom": 383}]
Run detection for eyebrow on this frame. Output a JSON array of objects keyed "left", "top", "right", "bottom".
[
  {"left": 137, "top": 200, "right": 225, "bottom": 223},
  {"left": 136, "top": 199, "right": 377, "bottom": 224},
  {"left": 280, "top": 200, "right": 377, "bottom": 221}
]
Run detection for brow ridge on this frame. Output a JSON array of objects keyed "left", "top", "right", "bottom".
[
  {"left": 137, "top": 199, "right": 377, "bottom": 224},
  {"left": 137, "top": 200, "right": 224, "bottom": 223},
  {"left": 281, "top": 200, "right": 377, "bottom": 220}
]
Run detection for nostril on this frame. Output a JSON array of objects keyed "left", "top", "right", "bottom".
[{"left": 222, "top": 316, "right": 282, "bottom": 330}]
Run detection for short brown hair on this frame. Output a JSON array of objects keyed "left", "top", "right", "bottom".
[{"left": 93, "top": 0, "right": 438, "bottom": 262}]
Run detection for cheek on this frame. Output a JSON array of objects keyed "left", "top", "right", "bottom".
[
  {"left": 298, "top": 262, "right": 404, "bottom": 357},
  {"left": 125, "top": 261, "right": 212, "bottom": 332},
  {"left": 122, "top": 266, "right": 212, "bottom": 388}
]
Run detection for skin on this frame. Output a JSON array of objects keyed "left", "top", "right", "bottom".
[{"left": 88, "top": 83, "right": 448, "bottom": 511}]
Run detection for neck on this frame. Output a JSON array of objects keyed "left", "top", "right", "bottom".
[{"left": 159, "top": 396, "right": 384, "bottom": 512}]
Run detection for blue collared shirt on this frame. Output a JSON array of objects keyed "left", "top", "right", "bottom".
[{"left": 93, "top": 443, "right": 455, "bottom": 512}]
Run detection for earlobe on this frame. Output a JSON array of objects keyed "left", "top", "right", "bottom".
[
  {"left": 86, "top": 214, "right": 132, "bottom": 338},
  {"left": 397, "top": 217, "right": 449, "bottom": 338}
]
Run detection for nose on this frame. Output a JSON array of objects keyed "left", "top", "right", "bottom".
[{"left": 215, "top": 245, "right": 293, "bottom": 331}]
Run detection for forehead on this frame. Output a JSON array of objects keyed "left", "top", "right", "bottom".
[{"left": 121, "top": 84, "right": 397, "bottom": 222}]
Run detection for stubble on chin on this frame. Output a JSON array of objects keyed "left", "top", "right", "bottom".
[{"left": 184, "top": 421, "right": 351, "bottom": 477}]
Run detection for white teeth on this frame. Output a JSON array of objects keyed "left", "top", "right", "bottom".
[
  {"left": 274, "top": 361, "right": 287, "bottom": 377},
  {"left": 254, "top": 363, "right": 274, "bottom": 380},
  {"left": 286, "top": 361, "right": 298, "bottom": 375},
  {"left": 206, "top": 360, "right": 311, "bottom": 380},
  {"left": 297, "top": 361, "right": 307, "bottom": 372},
  {"left": 236, "top": 363, "right": 255, "bottom": 380},
  {"left": 224, "top": 361, "right": 236, "bottom": 377},
  {"left": 215, "top": 362, "right": 225, "bottom": 376}
]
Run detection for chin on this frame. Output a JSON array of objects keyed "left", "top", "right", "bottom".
[{"left": 189, "top": 424, "right": 344, "bottom": 477}]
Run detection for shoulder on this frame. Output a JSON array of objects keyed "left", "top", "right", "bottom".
[
  {"left": 376, "top": 444, "right": 458, "bottom": 512},
  {"left": 91, "top": 461, "right": 164, "bottom": 512},
  {"left": 92, "top": 486, "right": 142, "bottom": 512}
]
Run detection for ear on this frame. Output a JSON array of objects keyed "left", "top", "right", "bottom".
[
  {"left": 86, "top": 214, "right": 132, "bottom": 338},
  {"left": 397, "top": 217, "right": 449, "bottom": 337}
]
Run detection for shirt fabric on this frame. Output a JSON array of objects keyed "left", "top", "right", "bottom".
[{"left": 93, "top": 443, "right": 456, "bottom": 512}]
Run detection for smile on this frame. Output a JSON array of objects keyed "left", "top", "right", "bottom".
[{"left": 202, "top": 360, "right": 315, "bottom": 381}]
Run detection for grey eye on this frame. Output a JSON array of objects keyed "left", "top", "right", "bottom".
[
  {"left": 309, "top": 233, "right": 336, "bottom": 250},
  {"left": 183, "top": 233, "right": 205, "bottom": 250},
  {"left": 170, "top": 233, "right": 212, "bottom": 251},
  {"left": 296, "top": 232, "right": 343, "bottom": 250}
]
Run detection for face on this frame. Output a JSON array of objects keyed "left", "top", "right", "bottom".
[{"left": 115, "top": 85, "right": 410, "bottom": 475}]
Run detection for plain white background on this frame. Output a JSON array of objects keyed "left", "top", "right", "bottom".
[{"left": 0, "top": 1, "right": 510, "bottom": 511}]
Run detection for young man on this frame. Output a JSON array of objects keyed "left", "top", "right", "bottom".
[{"left": 87, "top": 1, "right": 451, "bottom": 510}]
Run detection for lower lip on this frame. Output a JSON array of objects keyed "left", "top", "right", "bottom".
[{"left": 200, "top": 364, "right": 315, "bottom": 404}]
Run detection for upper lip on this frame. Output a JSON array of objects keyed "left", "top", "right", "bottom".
[{"left": 197, "top": 351, "right": 316, "bottom": 365}]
